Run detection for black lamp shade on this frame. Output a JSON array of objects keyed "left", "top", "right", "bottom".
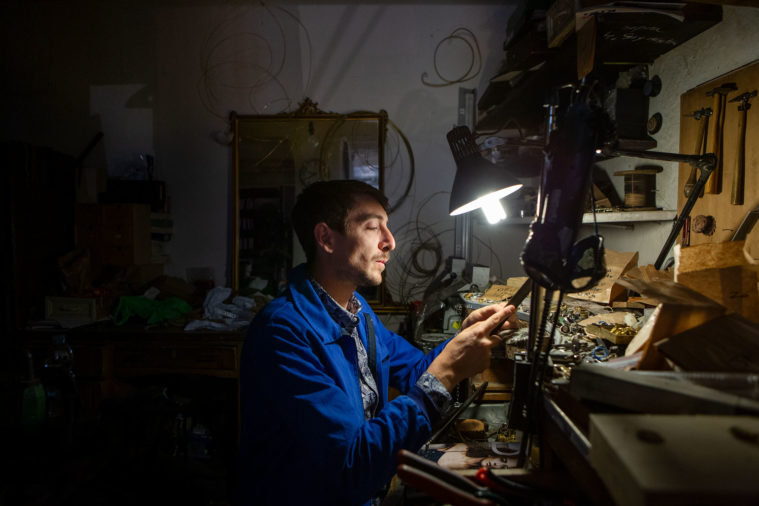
[{"left": 447, "top": 126, "right": 523, "bottom": 216}]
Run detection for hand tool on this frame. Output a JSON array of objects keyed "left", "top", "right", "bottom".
[
  {"left": 683, "top": 107, "right": 711, "bottom": 198},
  {"left": 728, "top": 90, "right": 756, "bottom": 205},
  {"left": 473, "top": 467, "right": 556, "bottom": 503},
  {"left": 492, "top": 278, "right": 531, "bottom": 334},
  {"left": 397, "top": 449, "right": 504, "bottom": 506},
  {"left": 731, "top": 203, "right": 759, "bottom": 241},
  {"left": 681, "top": 215, "right": 691, "bottom": 247},
  {"left": 703, "top": 82, "right": 737, "bottom": 194}
]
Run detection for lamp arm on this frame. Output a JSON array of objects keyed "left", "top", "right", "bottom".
[
  {"left": 601, "top": 146, "right": 716, "bottom": 168},
  {"left": 600, "top": 145, "right": 717, "bottom": 270}
]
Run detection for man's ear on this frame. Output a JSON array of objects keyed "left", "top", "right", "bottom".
[{"left": 313, "top": 222, "right": 335, "bottom": 254}]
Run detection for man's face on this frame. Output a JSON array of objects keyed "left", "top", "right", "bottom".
[{"left": 330, "top": 196, "right": 395, "bottom": 288}]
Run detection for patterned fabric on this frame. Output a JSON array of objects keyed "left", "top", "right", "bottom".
[
  {"left": 311, "top": 278, "right": 379, "bottom": 419},
  {"left": 416, "top": 371, "right": 452, "bottom": 414}
]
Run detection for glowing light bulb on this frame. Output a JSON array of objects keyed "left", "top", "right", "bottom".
[{"left": 481, "top": 198, "right": 507, "bottom": 224}]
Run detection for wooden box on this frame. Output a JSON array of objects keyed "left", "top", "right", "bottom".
[
  {"left": 576, "top": 3, "right": 722, "bottom": 78},
  {"left": 589, "top": 414, "right": 759, "bottom": 506},
  {"left": 44, "top": 296, "right": 108, "bottom": 326}
]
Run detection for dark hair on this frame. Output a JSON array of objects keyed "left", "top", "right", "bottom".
[{"left": 291, "top": 180, "right": 390, "bottom": 264}]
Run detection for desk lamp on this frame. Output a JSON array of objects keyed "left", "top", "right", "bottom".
[
  {"left": 447, "top": 125, "right": 523, "bottom": 224},
  {"left": 446, "top": 96, "right": 606, "bottom": 469}
]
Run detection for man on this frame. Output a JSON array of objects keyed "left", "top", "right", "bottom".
[{"left": 236, "top": 180, "right": 516, "bottom": 505}]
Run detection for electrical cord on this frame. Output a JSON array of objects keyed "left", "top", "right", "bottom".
[
  {"left": 421, "top": 27, "right": 482, "bottom": 88},
  {"left": 346, "top": 112, "right": 415, "bottom": 214},
  {"left": 197, "top": 2, "right": 313, "bottom": 121}
]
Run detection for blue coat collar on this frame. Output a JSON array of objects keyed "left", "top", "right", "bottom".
[{"left": 288, "top": 263, "right": 370, "bottom": 344}]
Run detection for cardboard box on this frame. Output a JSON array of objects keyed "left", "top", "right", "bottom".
[
  {"left": 575, "top": 2, "right": 721, "bottom": 77},
  {"left": 45, "top": 296, "right": 109, "bottom": 327},
  {"left": 675, "top": 241, "right": 759, "bottom": 323}
]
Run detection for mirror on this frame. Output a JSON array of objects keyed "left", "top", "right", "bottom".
[{"left": 232, "top": 98, "right": 388, "bottom": 303}]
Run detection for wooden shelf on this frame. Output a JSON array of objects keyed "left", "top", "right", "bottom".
[
  {"left": 583, "top": 210, "right": 676, "bottom": 224},
  {"left": 498, "top": 210, "right": 676, "bottom": 225}
]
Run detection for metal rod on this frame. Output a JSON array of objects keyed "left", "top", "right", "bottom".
[
  {"left": 600, "top": 146, "right": 717, "bottom": 270},
  {"left": 653, "top": 155, "right": 715, "bottom": 269},
  {"left": 427, "top": 381, "right": 489, "bottom": 444},
  {"left": 602, "top": 146, "right": 712, "bottom": 166}
]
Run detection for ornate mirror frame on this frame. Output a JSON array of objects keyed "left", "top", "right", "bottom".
[{"left": 231, "top": 98, "right": 390, "bottom": 305}]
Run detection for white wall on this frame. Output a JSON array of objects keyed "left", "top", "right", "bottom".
[
  {"left": 5, "top": 2, "right": 757, "bottom": 303},
  {"left": 1, "top": 1, "right": 515, "bottom": 299},
  {"left": 293, "top": 4, "right": 517, "bottom": 301}
]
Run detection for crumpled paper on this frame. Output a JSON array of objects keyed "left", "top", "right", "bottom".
[{"left": 184, "top": 287, "right": 255, "bottom": 331}]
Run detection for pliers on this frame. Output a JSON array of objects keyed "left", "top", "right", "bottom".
[
  {"left": 397, "top": 449, "right": 509, "bottom": 506},
  {"left": 473, "top": 467, "right": 555, "bottom": 505}
]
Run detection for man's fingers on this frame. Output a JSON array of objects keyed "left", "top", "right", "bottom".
[
  {"left": 473, "top": 302, "right": 508, "bottom": 320},
  {"left": 464, "top": 308, "right": 511, "bottom": 340},
  {"left": 486, "top": 304, "right": 515, "bottom": 332},
  {"left": 484, "top": 334, "right": 503, "bottom": 347}
]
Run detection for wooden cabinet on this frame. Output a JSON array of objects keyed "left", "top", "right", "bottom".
[
  {"left": 113, "top": 342, "right": 239, "bottom": 377},
  {"left": 23, "top": 327, "right": 245, "bottom": 415},
  {"left": 18, "top": 327, "right": 246, "bottom": 504}
]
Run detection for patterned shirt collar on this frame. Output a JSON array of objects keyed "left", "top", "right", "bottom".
[{"left": 310, "top": 277, "right": 362, "bottom": 331}]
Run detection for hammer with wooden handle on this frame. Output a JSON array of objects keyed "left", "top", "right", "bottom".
[
  {"left": 704, "top": 82, "right": 738, "bottom": 194},
  {"left": 684, "top": 107, "right": 711, "bottom": 198},
  {"left": 729, "top": 90, "right": 756, "bottom": 205}
]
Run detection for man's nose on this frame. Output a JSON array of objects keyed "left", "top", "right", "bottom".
[{"left": 381, "top": 226, "right": 395, "bottom": 252}]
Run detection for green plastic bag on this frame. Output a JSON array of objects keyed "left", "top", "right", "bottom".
[{"left": 113, "top": 296, "right": 192, "bottom": 326}]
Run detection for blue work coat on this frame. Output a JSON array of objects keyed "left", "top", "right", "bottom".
[{"left": 235, "top": 264, "right": 448, "bottom": 505}]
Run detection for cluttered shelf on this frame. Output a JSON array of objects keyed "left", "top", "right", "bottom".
[{"left": 476, "top": 2, "right": 723, "bottom": 137}]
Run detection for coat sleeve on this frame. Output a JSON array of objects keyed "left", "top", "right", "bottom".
[
  {"left": 370, "top": 313, "right": 449, "bottom": 394},
  {"left": 241, "top": 312, "right": 442, "bottom": 506}
]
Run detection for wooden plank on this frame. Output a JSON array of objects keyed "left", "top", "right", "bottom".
[
  {"left": 677, "top": 266, "right": 759, "bottom": 322},
  {"left": 656, "top": 313, "right": 759, "bottom": 372},
  {"left": 614, "top": 278, "right": 726, "bottom": 368},
  {"left": 637, "top": 304, "right": 725, "bottom": 369},
  {"left": 679, "top": 59, "right": 759, "bottom": 246},
  {"left": 675, "top": 241, "right": 759, "bottom": 322},
  {"left": 569, "top": 364, "right": 759, "bottom": 414},
  {"left": 589, "top": 414, "right": 759, "bottom": 506},
  {"left": 676, "top": 240, "right": 749, "bottom": 272}
]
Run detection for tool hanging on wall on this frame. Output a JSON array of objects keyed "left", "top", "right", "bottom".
[
  {"left": 728, "top": 90, "right": 756, "bottom": 205},
  {"left": 703, "top": 82, "right": 737, "bottom": 194},
  {"left": 683, "top": 107, "right": 711, "bottom": 198}
]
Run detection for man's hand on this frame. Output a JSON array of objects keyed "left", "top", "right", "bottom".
[
  {"left": 426, "top": 303, "right": 516, "bottom": 392},
  {"left": 460, "top": 302, "right": 519, "bottom": 333}
]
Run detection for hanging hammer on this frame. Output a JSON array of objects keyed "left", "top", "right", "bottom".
[
  {"left": 683, "top": 107, "right": 712, "bottom": 198},
  {"left": 704, "top": 82, "right": 738, "bottom": 194},
  {"left": 728, "top": 90, "right": 756, "bottom": 205}
]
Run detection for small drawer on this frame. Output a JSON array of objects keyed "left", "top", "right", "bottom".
[
  {"left": 71, "top": 345, "right": 105, "bottom": 378},
  {"left": 113, "top": 344, "right": 238, "bottom": 375}
]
